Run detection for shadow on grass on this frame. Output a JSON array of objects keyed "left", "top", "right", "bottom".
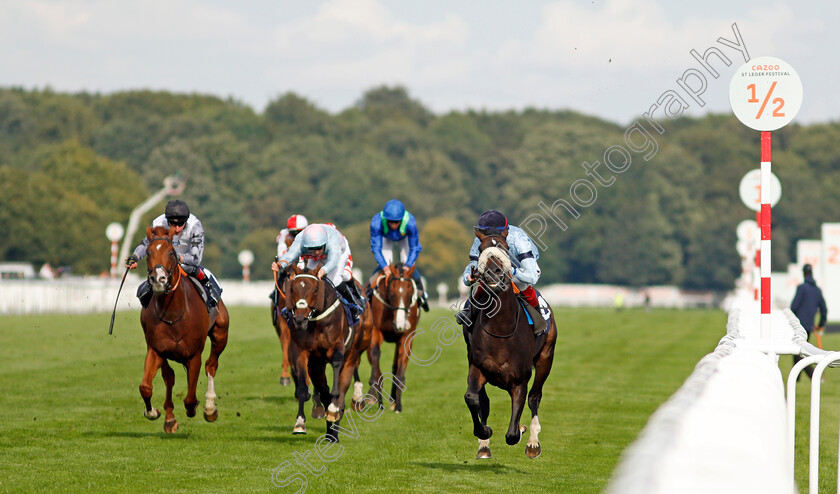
[
  {"left": 242, "top": 395, "right": 298, "bottom": 405},
  {"left": 84, "top": 431, "right": 192, "bottom": 440},
  {"left": 410, "top": 461, "right": 527, "bottom": 474}
]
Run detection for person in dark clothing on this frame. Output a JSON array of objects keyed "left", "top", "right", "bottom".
[{"left": 791, "top": 264, "right": 827, "bottom": 380}]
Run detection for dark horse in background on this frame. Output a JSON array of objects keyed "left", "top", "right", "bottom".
[
  {"left": 463, "top": 232, "right": 556, "bottom": 459},
  {"left": 284, "top": 264, "right": 372, "bottom": 440},
  {"left": 364, "top": 263, "right": 421, "bottom": 412},
  {"left": 139, "top": 226, "right": 230, "bottom": 433}
]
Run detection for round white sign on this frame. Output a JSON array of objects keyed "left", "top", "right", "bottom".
[
  {"left": 739, "top": 169, "right": 781, "bottom": 211},
  {"left": 105, "top": 222, "right": 125, "bottom": 242},
  {"left": 729, "top": 56, "right": 802, "bottom": 131},
  {"left": 237, "top": 249, "right": 254, "bottom": 266},
  {"left": 736, "top": 240, "right": 750, "bottom": 257},
  {"left": 736, "top": 219, "right": 758, "bottom": 242}
]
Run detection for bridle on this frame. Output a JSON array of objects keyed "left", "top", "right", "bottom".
[
  {"left": 146, "top": 235, "right": 186, "bottom": 325},
  {"left": 288, "top": 273, "right": 341, "bottom": 323},
  {"left": 372, "top": 271, "right": 418, "bottom": 312},
  {"left": 474, "top": 242, "right": 520, "bottom": 338}
]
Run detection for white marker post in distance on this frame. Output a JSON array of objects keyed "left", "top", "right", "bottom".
[
  {"left": 738, "top": 169, "right": 781, "bottom": 302},
  {"left": 730, "top": 56, "right": 803, "bottom": 338}
]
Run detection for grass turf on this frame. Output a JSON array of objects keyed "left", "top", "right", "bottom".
[{"left": 0, "top": 306, "right": 833, "bottom": 493}]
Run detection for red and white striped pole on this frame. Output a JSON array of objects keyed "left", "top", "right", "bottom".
[{"left": 760, "top": 132, "right": 772, "bottom": 337}]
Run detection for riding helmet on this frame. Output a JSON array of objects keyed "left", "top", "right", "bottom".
[
  {"left": 165, "top": 200, "right": 190, "bottom": 224},
  {"left": 301, "top": 224, "right": 328, "bottom": 251},
  {"left": 287, "top": 214, "right": 308, "bottom": 232},
  {"left": 475, "top": 210, "right": 508, "bottom": 233},
  {"left": 382, "top": 199, "right": 406, "bottom": 221}
]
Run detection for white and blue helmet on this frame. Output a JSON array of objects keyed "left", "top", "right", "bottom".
[{"left": 301, "top": 224, "right": 328, "bottom": 251}]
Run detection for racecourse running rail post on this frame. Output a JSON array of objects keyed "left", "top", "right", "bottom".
[{"left": 730, "top": 56, "right": 802, "bottom": 338}]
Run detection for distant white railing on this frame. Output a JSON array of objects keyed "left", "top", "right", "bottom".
[{"left": 0, "top": 277, "right": 275, "bottom": 315}]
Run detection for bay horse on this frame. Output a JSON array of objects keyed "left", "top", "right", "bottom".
[
  {"left": 284, "top": 264, "right": 372, "bottom": 441},
  {"left": 365, "top": 263, "right": 420, "bottom": 412},
  {"left": 139, "top": 226, "right": 230, "bottom": 433},
  {"left": 463, "top": 232, "right": 556, "bottom": 459},
  {"left": 272, "top": 271, "right": 325, "bottom": 418}
]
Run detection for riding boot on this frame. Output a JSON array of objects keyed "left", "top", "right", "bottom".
[
  {"left": 202, "top": 277, "right": 220, "bottom": 308},
  {"left": 411, "top": 269, "right": 430, "bottom": 312},
  {"left": 455, "top": 300, "right": 476, "bottom": 331},
  {"left": 519, "top": 286, "right": 547, "bottom": 335},
  {"left": 337, "top": 281, "right": 363, "bottom": 319},
  {"left": 136, "top": 280, "right": 152, "bottom": 308}
]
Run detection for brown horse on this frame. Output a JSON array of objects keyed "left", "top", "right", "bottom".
[
  {"left": 284, "top": 264, "right": 372, "bottom": 441},
  {"left": 139, "top": 226, "right": 230, "bottom": 433},
  {"left": 463, "top": 232, "right": 556, "bottom": 459},
  {"left": 272, "top": 272, "right": 324, "bottom": 417},
  {"left": 365, "top": 263, "right": 420, "bottom": 412}
]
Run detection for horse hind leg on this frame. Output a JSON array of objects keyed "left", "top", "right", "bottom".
[
  {"left": 140, "top": 347, "right": 163, "bottom": 421},
  {"left": 160, "top": 360, "right": 178, "bottom": 433},
  {"left": 204, "top": 316, "right": 229, "bottom": 422},
  {"left": 526, "top": 322, "right": 555, "bottom": 458}
]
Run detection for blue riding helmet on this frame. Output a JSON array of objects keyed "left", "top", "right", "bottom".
[
  {"left": 301, "top": 224, "right": 327, "bottom": 252},
  {"left": 382, "top": 199, "right": 406, "bottom": 221}
]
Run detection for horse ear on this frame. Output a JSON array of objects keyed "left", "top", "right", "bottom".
[
  {"left": 146, "top": 226, "right": 154, "bottom": 238},
  {"left": 406, "top": 264, "right": 416, "bottom": 277},
  {"left": 315, "top": 279, "right": 326, "bottom": 311},
  {"left": 475, "top": 231, "right": 487, "bottom": 242},
  {"left": 291, "top": 264, "right": 302, "bottom": 277}
]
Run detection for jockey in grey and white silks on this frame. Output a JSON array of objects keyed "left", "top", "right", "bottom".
[{"left": 461, "top": 225, "right": 541, "bottom": 289}]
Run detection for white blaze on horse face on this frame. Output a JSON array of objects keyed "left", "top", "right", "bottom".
[
  {"left": 395, "top": 297, "right": 407, "bottom": 330},
  {"left": 151, "top": 266, "right": 169, "bottom": 292}
]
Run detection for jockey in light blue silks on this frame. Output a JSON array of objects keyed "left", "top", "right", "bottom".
[
  {"left": 272, "top": 223, "right": 365, "bottom": 320},
  {"left": 369, "top": 199, "right": 429, "bottom": 311},
  {"left": 126, "top": 199, "right": 222, "bottom": 309},
  {"left": 456, "top": 209, "right": 548, "bottom": 335}
]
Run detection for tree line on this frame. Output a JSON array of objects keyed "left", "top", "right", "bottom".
[{"left": 1, "top": 85, "right": 838, "bottom": 292}]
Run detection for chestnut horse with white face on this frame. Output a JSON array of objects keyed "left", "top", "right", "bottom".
[
  {"left": 365, "top": 263, "right": 420, "bottom": 412},
  {"left": 139, "top": 226, "right": 229, "bottom": 433}
]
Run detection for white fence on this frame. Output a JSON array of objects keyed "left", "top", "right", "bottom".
[
  {"left": 0, "top": 276, "right": 275, "bottom": 315},
  {"left": 0, "top": 278, "right": 725, "bottom": 315}
]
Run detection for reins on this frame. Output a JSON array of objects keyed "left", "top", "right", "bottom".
[
  {"left": 147, "top": 236, "right": 188, "bottom": 325},
  {"left": 371, "top": 273, "right": 418, "bottom": 311}
]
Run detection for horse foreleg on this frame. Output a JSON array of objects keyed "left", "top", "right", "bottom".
[
  {"left": 389, "top": 332, "right": 413, "bottom": 413},
  {"left": 183, "top": 353, "right": 202, "bottom": 419},
  {"left": 139, "top": 347, "right": 163, "bottom": 421},
  {"left": 204, "top": 316, "right": 229, "bottom": 423},
  {"left": 367, "top": 328, "right": 383, "bottom": 408},
  {"left": 325, "top": 348, "right": 345, "bottom": 423},
  {"left": 505, "top": 381, "right": 529, "bottom": 446},
  {"left": 276, "top": 315, "right": 293, "bottom": 385},
  {"left": 308, "top": 358, "right": 335, "bottom": 442},
  {"left": 160, "top": 360, "right": 178, "bottom": 433},
  {"left": 291, "top": 348, "right": 310, "bottom": 434},
  {"left": 465, "top": 365, "right": 491, "bottom": 441}
]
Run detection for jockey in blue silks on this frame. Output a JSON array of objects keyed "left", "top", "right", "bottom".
[{"left": 369, "top": 199, "right": 429, "bottom": 311}]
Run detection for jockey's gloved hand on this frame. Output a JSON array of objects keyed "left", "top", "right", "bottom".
[{"left": 125, "top": 254, "right": 139, "bottom": 268}]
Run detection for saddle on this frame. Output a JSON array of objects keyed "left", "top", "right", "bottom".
[
  {"left": 187, "top": 276, "right": 218, "bottom": 325},
  {"left": 518, "top": 295, "right": 551, "bottom": 337}
]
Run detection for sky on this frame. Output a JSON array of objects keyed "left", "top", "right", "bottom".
[{"left": 2, "top": 0, "right": 838, "bottom": 126}]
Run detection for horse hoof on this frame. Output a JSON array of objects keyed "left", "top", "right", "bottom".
[
  {"left": 476, "top": 426, "right": 492, "bottom": 440},
  {"left": 185, "top": 406, "right": 197, "bottom": 418},
  {"left": 389, "top": 402, "right": 396, "bottom": 411},
  {"left": 292, "top": 425, "right": 306, "bottom": 435},
  {"left": 203, "top": 408, "right": 218, "bottom": 422},
  {"left": 326, "top": 410, "right": 341, "bottom": 422},
  {"left": 280, "top": 377, "right": 292, "bottom": 386},
  {"left": 352, "top": 400, "right": 364, "bottom": 413},
  {"left": 526, "top": 444, "right": 542, "bottom": 459},
  {"left": 312, "top": 405, "right": 326, "bottom": 419},
  {"left": 164, "top": 419, "right": 179, "bottom": 433},
  {"left": 145, "top": 408, "right": 161, "bottom": 421},
  {"left": 476, "top": 447, "right": 492, "bottom": 459}
]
